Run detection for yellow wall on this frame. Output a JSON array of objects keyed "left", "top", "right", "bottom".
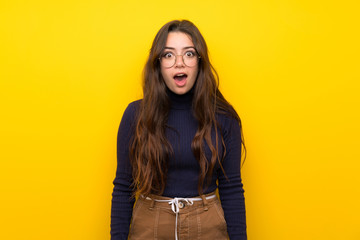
[{"left": 1, "top": 0, "right": 359, "bottom": 239}]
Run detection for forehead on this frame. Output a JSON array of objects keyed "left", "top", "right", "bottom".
[{"left": 165, "top": 31, "right": 194, "bottom": 49}]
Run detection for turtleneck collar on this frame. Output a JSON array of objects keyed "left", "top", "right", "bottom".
[{"left": 166, "top": 86, "right": 194, "bottom": 110}]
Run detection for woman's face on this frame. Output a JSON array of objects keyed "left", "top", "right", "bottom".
[{"left": 160, "top": 31, "right": 199, "bottom": 95}]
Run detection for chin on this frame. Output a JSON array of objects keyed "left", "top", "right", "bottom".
[{"left": 173, "top": 88, "right": 189, "bottom": 95}]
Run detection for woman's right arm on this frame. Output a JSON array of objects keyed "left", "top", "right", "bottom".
[{"left": 111, "top": 102, "right": 139, "bottom": 240}]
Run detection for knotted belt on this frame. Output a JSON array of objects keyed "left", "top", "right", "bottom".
[{"left": 145, "top": 194, "right": 216, "bottom": 240}]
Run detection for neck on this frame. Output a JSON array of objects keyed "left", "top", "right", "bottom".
[{"left": 166, "top": 87, "right": 194, "bottom": 110}]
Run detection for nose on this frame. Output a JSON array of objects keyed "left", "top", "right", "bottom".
[{"left": 175, "top": 55, "right": 185, "bottom": 67}]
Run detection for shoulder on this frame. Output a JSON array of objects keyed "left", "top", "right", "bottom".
[
  {"left": 119, "top": 99, "right": 142, "bottom": 128},
  {"left": 123, "top": 99, "right": 142, "bottom": 118},
  {"left": 216, "top": 112, "right": 242, "bottom": 140},
  {"left": 126, "top": 99, "right": 142, "bottom": 111},
  {"left": 216, "top": 111, "right": 240, "bottom": 129}
]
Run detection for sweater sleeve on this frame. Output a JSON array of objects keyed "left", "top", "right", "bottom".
[
  {"left": 111, "top": 102, "right": 138, "bottom": 240},
  {"left": 218, "top": 116, "right": 247, "bottom": 240}
]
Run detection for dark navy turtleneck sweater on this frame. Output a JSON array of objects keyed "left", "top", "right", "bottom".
[{"left": 111, "top": 89, "right": 247, "bottom": 239}]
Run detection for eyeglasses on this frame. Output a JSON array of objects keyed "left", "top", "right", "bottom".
[{"left": 159, "top": 49, "right": 201, "bottom": 68}]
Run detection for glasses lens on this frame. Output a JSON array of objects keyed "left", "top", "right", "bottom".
[
  {"left": 160, "top": 55, "right": 175, "bottom": 68},
  {"left": 183, "top": 51, "right": 199, "bottom": 67},
  {"left": 184, "top": 56, "right": 197, "bottom": 67}
]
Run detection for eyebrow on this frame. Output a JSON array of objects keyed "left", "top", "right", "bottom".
[{"left": 164, "top": 46, "right": 196, "bottom": 50}]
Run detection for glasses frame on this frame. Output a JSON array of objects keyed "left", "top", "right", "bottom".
[{"left": 158, "top": 50, "right": 201, "bottom": 68}]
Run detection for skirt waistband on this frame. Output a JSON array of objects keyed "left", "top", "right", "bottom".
[{"left": 139, "top": 191, "right": 218, "bottom": 240}]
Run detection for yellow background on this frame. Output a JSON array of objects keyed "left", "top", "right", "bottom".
[{"left": 1, "top": 0, "right": 359, "bottom": 239}]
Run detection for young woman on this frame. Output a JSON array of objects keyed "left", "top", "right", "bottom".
[{"left": 111, "top": 20, "right": 247, "bottom": 240}]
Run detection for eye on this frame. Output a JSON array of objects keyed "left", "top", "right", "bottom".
[
  {"left": 185, "top": 51, "right": 196, "bottom": 58},
  {"left": 162, "top": 52, "right": 174, "bottom": 58}
]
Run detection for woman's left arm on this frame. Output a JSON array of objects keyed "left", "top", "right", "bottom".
[{"left": 218, "top": 115, "right": 247, "bottom": 240}]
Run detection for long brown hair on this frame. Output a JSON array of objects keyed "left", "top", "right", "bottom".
[{"left": 130, "top": 20, "right": 245, "bottom": 197}]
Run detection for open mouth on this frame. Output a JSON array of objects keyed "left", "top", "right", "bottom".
[{"left": 173, "top": 73, "right": 188, "bottom": 87}]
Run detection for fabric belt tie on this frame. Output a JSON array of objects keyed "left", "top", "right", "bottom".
[{"left": 145, "top": 195, "right": 216, "bottom": 240}]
